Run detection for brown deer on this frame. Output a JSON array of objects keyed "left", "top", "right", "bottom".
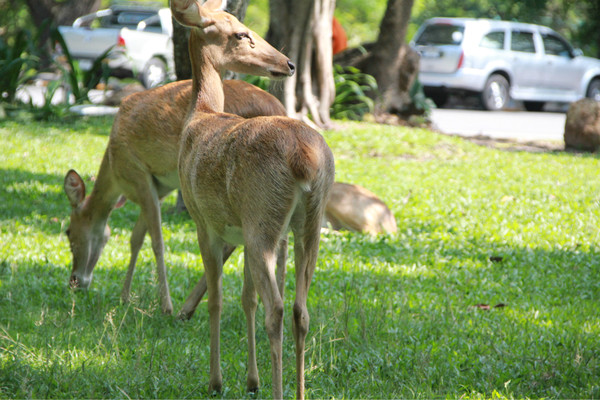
[
  {"left": 326, "top": 182, "right": 398, "bottom": 235},
  {"left": 64, "top": 78, "right": 286, "bottom": 315},
  {"left": 171, "top": 0, "right": 334, "bottom": 398}
]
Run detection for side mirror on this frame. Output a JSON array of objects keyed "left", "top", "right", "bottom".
[{"left": 572, "top": 48, "right": 584, "bottom": 58}]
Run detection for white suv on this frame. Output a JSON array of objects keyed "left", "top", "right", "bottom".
[
  {"left": 58, "top": 5, "right": 175, "bottom": 88},
  {"left": 411, "top": 18, "right": 600, "bottom": 111}
]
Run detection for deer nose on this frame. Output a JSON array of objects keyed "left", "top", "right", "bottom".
[{"left": 287, "top": 60, "right": 296, "bottom": 76}]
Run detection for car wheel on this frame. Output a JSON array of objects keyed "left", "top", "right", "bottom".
[
  {"left": 586, "top": 78, "right": 600, "bottom": 102},
  {"left": 523, "top": 101, "right": 545, "bottom": 112},
  {"left": 141, "top": 58, "right": 167, "bottom": 88},
  {"left": 481, "top": 74, "right": 510, "bottom": 111}
]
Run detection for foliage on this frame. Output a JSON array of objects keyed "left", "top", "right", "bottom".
[
  {"left": 241, "top": 74, "right": 270, "bottom": 92},
  {"left": 0, "top": 26, "right": 114, "bottom": 121},
  {"left": 331, "top": 64, "right": 378, "bottom": 121},
  {"left": 27, "top": 80, "right": 76, "bottom": 121},
  {"left": 242, "top": 65, "right": 378, "bottom": 122},
  {"left": 408, "top": 78, "right": 435, "bottom": 116},
  {"left": 334, "top": 0, "right": 388, "bottom": 47},
  {"left": 0, "top": 29, "right": 37, "bottom": 103},
  {"left": 0, "top": 0, "right": 34, "bottom": 40},
  {"left": 244, "top": 0, "right": 269, "bottom": 35},
  {"left": 1, "top": 117, "right": 599, "bottom": 398}
]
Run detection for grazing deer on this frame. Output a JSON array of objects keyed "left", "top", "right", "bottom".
[
  {"left": 171, "top": 0, "right": 334, "bottom": 397},
  {"left": 326, "top": 182, "right": 397, "bottom": 235},
  {"left": 64, "top": 78, "right": 286, "bottom": 315}
]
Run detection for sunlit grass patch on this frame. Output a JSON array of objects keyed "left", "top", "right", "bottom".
[{"left": 1, "top": 118, "right": 599, "bottom": 398}]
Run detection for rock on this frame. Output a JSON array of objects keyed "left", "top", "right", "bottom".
[
  {"left": 325, "top": 182, "right": 397, "bottom": 235},
  {"left": 564, "top": 98, "right": 600, "bottom": 151}
]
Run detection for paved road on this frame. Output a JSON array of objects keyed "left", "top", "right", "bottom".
[{"left": 430, "top": 108, "right": 566, "bottom": 142}]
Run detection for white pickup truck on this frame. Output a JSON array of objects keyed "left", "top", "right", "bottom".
[{"left": 58, "top": 4, "right": 175, "bottom": 88}]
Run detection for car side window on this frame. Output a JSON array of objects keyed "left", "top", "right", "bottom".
[
  {"left": 542, "top": 34, "right": 572, "bottom": 58},
  {"left": 511, "top": 31, "right": 536, "bottom": 53},
  {"left": 480, "top": 31, "right": 505, "bottom": 50}
]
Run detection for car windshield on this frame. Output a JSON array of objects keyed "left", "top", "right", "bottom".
[{"left": 415, "top": 23, "right": 465, "bottom": 45}]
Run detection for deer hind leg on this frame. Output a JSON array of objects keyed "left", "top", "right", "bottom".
[
  {"left": 241, "top": 250, "right": 259, "bottom": 393},
  {"left": 239, "top": 237, "right": 286, "bottom": 395},
  {"left": 276, "top": 237, "right": 288, "bottom": 299},
  {"left": 178, "top": 244, "right": 236, "bottom": 320},
  {"left": 292, "top": 215, "right": 323, "bottom": 400},
  {"left": 245, "top": 239, "right": 284, "bottom": 399},
  {"left": 196, "top": 227, "right": 226, "bottom": 393},
  {"left": 121, "top": 215, "right": 147, "bottom": 304}
]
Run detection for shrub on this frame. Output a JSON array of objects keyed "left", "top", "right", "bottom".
[
  {"left": 51, "top": 27, "right": 111, "bottom": 105},
  {"left": 0, "top": 29, "right": 37, "bottom": 103},
  {"left": 331, "top": 64, "right": 377, "bottom": 121}
]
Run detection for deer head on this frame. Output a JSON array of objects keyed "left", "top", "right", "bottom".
[
  {"left": 170, "top": 0, "right": 295, "bottom": 79},
  {"left": 63, "top": 170, "right": 112, "bottom": 289}
]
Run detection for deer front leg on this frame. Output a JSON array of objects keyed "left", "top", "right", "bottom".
[
  {"left": 121, "top": 215, "right": 147, "bottom": 304},
  {"left": 138, "top": 191, "right": 173, "bottom": 315},
  {"left": 178, "top": 245, "right": 236, "bottom": 320},
  {"left": 241, "top": 251, "right": 259, "bottom": 393},
  {"left": 196, "top": 228, "right": 225, "bottom": 393}
]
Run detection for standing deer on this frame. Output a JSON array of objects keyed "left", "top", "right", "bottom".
[
  {"left": 171, "top": 0, "right": 334, "bottom": 398},
  {"left": 64, "top": 78, "right": 286, "bottom": 315}
]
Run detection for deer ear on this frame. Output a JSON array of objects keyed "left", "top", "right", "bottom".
[
  {"left": 64, "top": 169, "right": 86, "bottom": 208},
  {"left": 171, "top": 0, "right": 217, "bottom": 29},
  {"left": 202, "top": 0, "right": 227, "bottom": 11}
]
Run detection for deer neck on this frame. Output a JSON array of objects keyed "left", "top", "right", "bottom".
[
  {"left": 84, "top": 152, "right": 122, "bottom": 222},
  {"left": 189, "top": 33, "right": 225, "bottom": 114}
]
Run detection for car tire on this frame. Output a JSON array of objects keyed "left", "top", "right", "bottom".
[
  {"left": 586, "top": 78, "right": 600, "bottom": 102},
  {"left": 523, "top": 101, "right": 545, "bottom": 112},
  {"left": 481, "top": 74, "right": 510, "bottom": 111},
  {"left": 141, "top": 57, "right": 167, "bottom": 88}
]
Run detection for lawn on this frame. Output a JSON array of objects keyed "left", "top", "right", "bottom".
[{"left": 0, "top": 116, "right": 599, "bottom": 399}]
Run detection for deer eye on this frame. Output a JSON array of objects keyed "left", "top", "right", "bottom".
[{"left": 234, "top": 32, "right": 255, "bottom": 47}]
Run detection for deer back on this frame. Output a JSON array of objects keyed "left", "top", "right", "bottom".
[{"left": 179, "top": 113, "right": 333, "bottom": 241}]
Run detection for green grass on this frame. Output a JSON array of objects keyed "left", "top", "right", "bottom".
[{"left": 1, "top": 117, "right": 599, "bottom": 399}]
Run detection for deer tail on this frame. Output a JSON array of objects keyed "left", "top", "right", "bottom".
[{"left": 288, "top": 135, "right": 321, "bottom": 188}]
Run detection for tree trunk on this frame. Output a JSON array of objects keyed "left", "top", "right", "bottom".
[
  {"left": 25, "top": 0, "right": 101, "bottom": 27},
  {"left": 267, "top": 0, "right": 336, "bottom": 128},
  {"left": 24, "top": 0, "right": 101, "bottom": 64},
  {"left": 361, "top": 0, "right": 415, "bottom": 114},
  {"left": 336, "top": 0, "right": 417, "bottom": 116}
]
